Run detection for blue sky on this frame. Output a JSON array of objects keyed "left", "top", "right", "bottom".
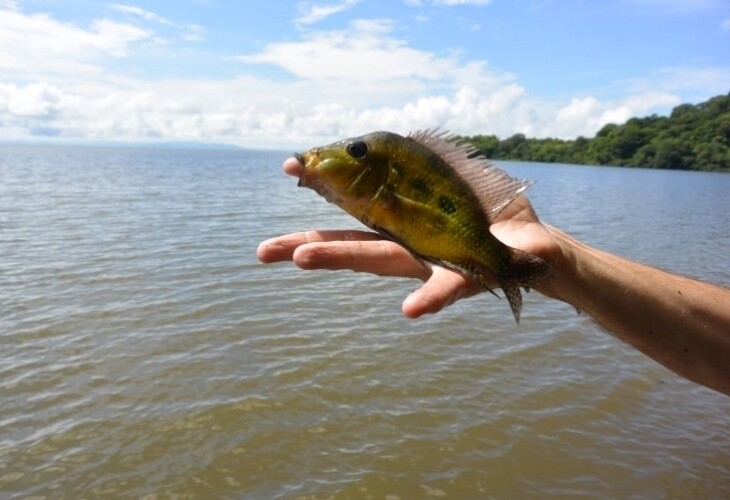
[{"left": 1, "top": 0, "right": 728, "bottom": 148}]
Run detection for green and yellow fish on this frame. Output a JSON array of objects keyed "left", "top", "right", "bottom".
[{"left": 295, "top": 130, "right": 552, "bottom": 322}]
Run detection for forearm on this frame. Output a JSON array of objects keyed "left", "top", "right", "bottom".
[{"left": 539, "top": 227, "right": 730, "bottom": 396}]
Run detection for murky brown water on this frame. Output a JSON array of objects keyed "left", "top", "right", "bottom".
[{"left": 1, "top": 145, "right": 729, "bottom": 498}]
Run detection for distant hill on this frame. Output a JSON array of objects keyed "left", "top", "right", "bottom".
[{"left": 467, "top": 93, "right": 730, "bottom": 172}]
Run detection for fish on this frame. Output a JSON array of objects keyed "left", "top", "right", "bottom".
[{"left": 295, "top": 129, "right": 553, "bottom": 322}]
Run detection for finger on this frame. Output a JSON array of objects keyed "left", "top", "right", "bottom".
[
  {"left": 283, "top": 156, "right": 303, "bottom": 177},
  {"left": 256, "top": 230, "right": 383, "bottom": 263},
  {"left": 402, "top": 266, "right": 482, "bottom": 318},
  {"left": 293, "top": 240, "right": 430, "bottom": 280}
]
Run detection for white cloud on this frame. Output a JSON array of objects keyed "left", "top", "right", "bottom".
[
  {"left": 553, "top": 92, "right": 680, "bottom": 138},
  {"left": 109, "top": 3, "right": 206, "bottom": 41},
  {"left": 0, "top": 82, "right": 63, "bottom": 117},
  {"left": 0, "top": 8, "right": 151, "bottom": 78},
  {"left": 237, "top": 18, "right": 511, "bottom": 106},
  {"left": 91, "top": 19, "right": 154, "bottom": 57},
  {"left": 296, "top": 0, "right": 359, "bottom": 25},
  {"left": 109, "top": 4, "right": 175, "bottom": 25},
  {"left": 0, "top": 71, "right": 704, "bottom": 148},
  {"left": 599, "top": 92, "right": 680, "bottom": 125},
  {"left": 618, "top": 66, "right": 730, "bottom": 104},
  {"left": 554, "top": 96, "right": 601, "bottom": 134},
  {"left": 241, "top": 20, "right": 450, "bottom": 83}
]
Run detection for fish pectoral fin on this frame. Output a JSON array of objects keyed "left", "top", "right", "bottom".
[
  {"left": 373, "top": 184, "right": 433, "bottom": 211},
  {"left": 383, "top": 189, "right": 451, "bottom": 225}
]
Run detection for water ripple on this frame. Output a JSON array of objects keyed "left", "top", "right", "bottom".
[{"left": 1, "top": 147, "right": 729, "bottom": 498}]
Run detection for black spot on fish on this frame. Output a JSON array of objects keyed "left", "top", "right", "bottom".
[
  {"left": 390, "top": 161, "right": 403, "bottom": 177},
  {"left": 409, "top": 177, "right": 431, "bottom": 195},
  {"left": 438, "top": 195, "right": 456, "bottom": 214}
]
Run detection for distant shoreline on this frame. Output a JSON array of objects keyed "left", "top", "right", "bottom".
[{"left": 467, "top": 93, "right": 730, "bottom": 173}]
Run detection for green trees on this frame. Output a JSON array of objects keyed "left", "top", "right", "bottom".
[{"left": 467, "top": 93, "right": 730, "bottom": 172}]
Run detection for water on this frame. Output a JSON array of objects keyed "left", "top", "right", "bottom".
[{"left": 1, "top": 145, "right": 729, "bottom": 498}]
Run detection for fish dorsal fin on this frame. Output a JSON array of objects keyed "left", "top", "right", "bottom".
[{"left": 408, "top": 129, "right": 532, "bottom": 220}]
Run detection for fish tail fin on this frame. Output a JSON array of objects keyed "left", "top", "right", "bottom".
[{"left": 498, "top": 247, "right": 553, "bottom": 323}]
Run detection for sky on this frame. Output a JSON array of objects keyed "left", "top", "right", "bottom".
[{"left": 1, "top": 0, "right": 729, "bottom": 149}]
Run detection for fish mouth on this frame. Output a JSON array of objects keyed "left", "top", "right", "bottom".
[
  {"left": 297, "top": 152, "right": 341, "bottom": 204},
  {"left": 297, "top": 150, "right": 323, "bottom": 188},
  {"left": 296, "top": 151, "right": 310, "bottom": 187}
]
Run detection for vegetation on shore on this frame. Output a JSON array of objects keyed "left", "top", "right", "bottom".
[{"left": 467, "top": 93, "right": 730, "bottom": 172}]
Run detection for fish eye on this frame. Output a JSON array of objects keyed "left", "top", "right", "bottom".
[{"left": 346, "top": 140, "right": 369, "bottom": 160}]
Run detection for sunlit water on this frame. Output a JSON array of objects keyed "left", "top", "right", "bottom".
[{"left": 1, "top": 145, "right": 729, "bottom": 498}]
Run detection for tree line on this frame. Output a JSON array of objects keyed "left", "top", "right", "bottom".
[{"left": 466, "top": 93, "right": 730, "bottom": 172}]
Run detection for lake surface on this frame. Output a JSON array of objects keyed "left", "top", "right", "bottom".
[{"left": 1, "top": 145, "right": 729, "bottom": 498}]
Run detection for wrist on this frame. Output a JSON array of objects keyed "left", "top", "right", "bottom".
[{"left": 534, "top": 225, "right": 585, "bottom": 306}]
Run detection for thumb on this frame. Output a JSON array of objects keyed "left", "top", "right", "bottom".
[{"left": 401, "top": 266, "right": 481, "bottom": 318}]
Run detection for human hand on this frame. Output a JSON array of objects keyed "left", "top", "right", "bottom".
[{"left": 257, "top": 157, "right": 564, "bottom": 318}]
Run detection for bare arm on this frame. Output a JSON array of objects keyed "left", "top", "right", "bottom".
[{"left": 540, "top": 227, "right": 730, "bottom": 396}]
